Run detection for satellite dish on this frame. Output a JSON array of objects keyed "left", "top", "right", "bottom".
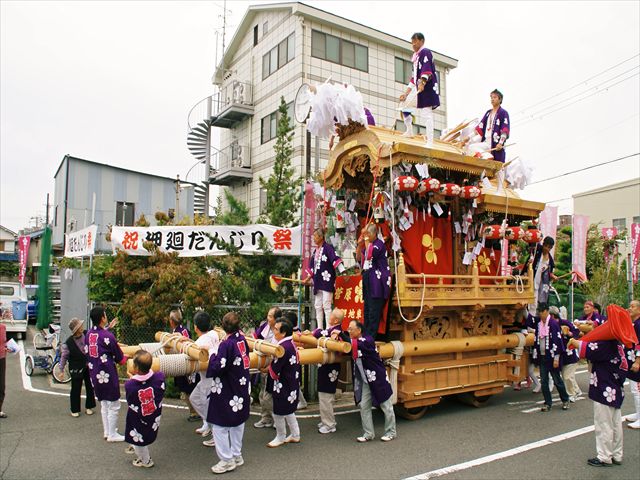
[{"left": 294, "top": 83, "right": 313, "bottom": 123}]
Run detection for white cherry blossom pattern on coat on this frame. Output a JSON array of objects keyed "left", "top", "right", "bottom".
[
  {"left": 273, "top": 381, "right": 283, "bottom": 394},
  {"left": 365, "top": 369, "right": 376, "bottom": 383},
  {"left": 289, "top": 355, "right": 297, "bottom": 365},
  {"left": 96, "top": 371, "right": 110, "bottom": 384},
  {"left": 287, "top": 390, "right": 298, "bottom": 404},
  {"left": 590, "top": 372, "right": 598, "bottom": 387},
  {"left": 129, "top": 404, "right": 139, "bottom": 413},
  {"left": 239, "top": 376, "right": 247, "bottom": 386},
  {"left": 321, "top": 270, "right": 332, "bottom": 282},
  {"left": 152, "top": 416, "right": 161, "bottom": 431},
  {"left": 588, "top": 343, "right": 598, "bottom": 351},
  {"left": 100, "top": 354, "right": 108, "bottom": 363},
  {"left": 233, "top": 357, "right": 242, "bottom": 366},
  {"left": 211, "top": 377, "right": 223, "bottom": 394},
  {"left": 219, "top": 357, "right": 227, "bottom": 368},
  {"left": 104, "top": 337, "right": 110, "bottom": 345},
  {"left": 603, "top": 386, "right": 616, "bottom": 403},
  {"left": 229, "top": 396, "right": 244, "bottom": 412},
  {"left": 328, "top": 370, "right": 339, "bottom": 382},
  {"left": 130, "top": 428, "right": 143, "bottom": 443}
]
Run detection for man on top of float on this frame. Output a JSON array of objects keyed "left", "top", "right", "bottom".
[{"left": 475, "top": 89, "right": 510, "bottom": 163}]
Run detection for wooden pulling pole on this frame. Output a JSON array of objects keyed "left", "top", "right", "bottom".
[
  {"left": 154, "top": 332, "right": 208, "bottom": 363},
  {"left": 293, "top": 332, "right": 352, "bottom": 353},
  {"left": 212, "top": 327, "right": 285, "bottom": 358},
  {"left": 376, "top": 333, "right": 533, "bottom": 359}
]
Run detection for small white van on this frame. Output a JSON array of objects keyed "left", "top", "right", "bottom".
[{"left": 0, "top": 282, "right": 28, "bottom": 338}]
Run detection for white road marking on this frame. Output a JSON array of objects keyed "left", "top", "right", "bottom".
[
  {"left": 404, "top": 414, "right": 636, "bottom": 480},
  {"left": 16, "top": 341, "right": 358, "bottom": 418}
]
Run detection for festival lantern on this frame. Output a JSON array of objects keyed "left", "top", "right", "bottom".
[
  {"left": 505, "top": 226, "right": 525, "bottom": 240},
  {"left": 523, "top": 229, "right": 542, "bottom": 244},
  {"left": 439, "top": 183, "right": 461, "bottom": 197},
  {"left": 483, "top": 224, "right": 504, "bottom": 239},
  {"left": 459, "top": 185, "right": 481, "bottom": 199},
  {"left": 394, "top": 175, "right": 419, "bottom": 192}
]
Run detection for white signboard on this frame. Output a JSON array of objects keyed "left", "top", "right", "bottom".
[
  {"left": 110, "top": 224, "right": 302, "bottom": 257},
  {"left": 64, "top": 225, "right": 98, "bottom": 258}
]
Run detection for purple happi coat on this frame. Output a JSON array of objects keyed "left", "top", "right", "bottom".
[
  {"left": 476, "top": 107, "right": 510, "bottom": 162},
  {"left": 206, "top": 331, "right": 251, "bottom": 427},
  {"left": 85, "top": 326, "right": 125, "bottom": 401},
  {"left": 305, "top": 242, "right": 343, "bottom": 295},
  {"left": 267, "top": 337, "right": 300, "bottom": 415},
  {"left": 577, "top": 339, "right": 628, "bottom": 409},
  {"left": 558, "top": 318, "right": 580, "bottom": 366},
  {"left": 578, "top": 311, "right": 604, "bottom": 327},
  {"left": 527, "top": 314, "right": 565, "bottom": 370},
  {"left": 411, "top": 47, "right": 440, "bottom": 109},
  {"left": 360, "top": 238, "right": 390, "bottom": 300},
  {"left": 125, "top": 371, "right": 165, "bottom": 446},
  {"left": 173, "top": 325, "right": 197, "bottom": 394},
  {"left": 351, "top": 335, "right": 392, "bottom": 406},
  {"left": 313, "top": 325, "right": 344, "bottom": 394},
  {"left": 625, "top": 318, "right": 640, "bottom": 382}
]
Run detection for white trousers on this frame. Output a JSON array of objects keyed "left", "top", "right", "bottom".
[
  {"left": 318, "top": 392, "right": 336, "bottom": 428},
  {"left": 593, "top": 401, "right": 623, "bottom": 463},
  {"left": 528, "top": 362, "right": 540, "bottom": 389},
  {"left": 272, "top": 413, "right": 300, "bottom": 442},
  {"left": 562, "top": 362, "right": 581, "bottom": 397},
  {"left": 417, "top": 107, "right": 435, "bottom": 144},
  {"left": 100, "top": 400, "right": 120, "bottom": 438},
  {"left": 213, "top": 423, "right": 245, "bottom": 462},
  {"left": 314, "top": 290, "right": 333, "bottom": 331},
  {"left": 190, "top": 376, "right": 213, "bottom": 421},
  {"left": 133, "top": 446, "right": 150, "bottom": 464},
  {"left": 629, "top": 380, "right": 640, "bottom": 421}
]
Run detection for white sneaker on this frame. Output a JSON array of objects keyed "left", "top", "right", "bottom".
[
  {"left": 625, "top": 413, "right": 639, "bottom": 422},
  {"left": 317, "top": 422, "right": 324, "bottom": 429},
  {"left": 356, "top": 436, "right": 373, "bottom": 443},
  {"left": 319, "top": 425, "right": 336, "bottom": 434},
  {"left": 233, "top": 456, "right": 244, "bottom": 466},
  {"left": 532, "top": 386, "right": 541, "bottom": 393},
  {"left": 297, "top": 401, "right": 308, "bottom": 410},
  {"left": 195, "top": 426, "right": 211, "bottom": 436},
  {"left": 107, "top": 433, "right": 125, "bottom": 442},
  {"left": 202, "top": 437, "right": 216, "bottom": 447},
  {"left": 253, "top": 419, "right": 273, "bottom": 428},
  {"left": 132, "top": 458, "right": 154, "bottom": 468},
  {"left": 211, "top": 460, "right": 236, "bottom": 474},
  {"left": 569, "top": 396, "right": 576, "bottom": 403},
  {"left": 267, "top": 438, "right": 285, "bottom": 448},
  {"left": 86, "top": 409, "right": 94, "bottom": 415},
  {"left": 627, "top": 420, "right": 640, "bottom": 429},
  {"left": 381, "top": 434, "right": 396, "bottom": 442},
  {"left": 285, "top": 435, "right": 300, "bottom": 443},
  {"left": 125, "top": 445, "right": 135, "bottom": 455},
  {"left": 71, "top": 412, "right": 80, "bottom": 418}
]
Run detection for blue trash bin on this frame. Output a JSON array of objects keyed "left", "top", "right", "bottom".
[{"left": 12, "top": 300, "right": 28, "bottom": 320}]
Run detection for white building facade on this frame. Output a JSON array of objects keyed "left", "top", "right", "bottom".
[{"left": 191, "top": 2, "right": 458, "bottom": 220}]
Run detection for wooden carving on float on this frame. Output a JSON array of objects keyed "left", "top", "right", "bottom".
[{"left": 413, "top": 316, "right": 453, "bottom": 340}]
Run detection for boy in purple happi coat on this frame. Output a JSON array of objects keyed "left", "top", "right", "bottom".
[
  {"left": 475, "top": 89, "right": 510, "bottom": 162},
  {"left": 85, "top": 306, "right": 127, "bottom": 442},
  {"left": 568, "top": 334, "right": 629, "bottom": 466},
  {"left": 348, "top": 320, "right": 396, "bottom": 443},
  {"left": 527, "top": 304, "right": 570, "bottom": 411},
  {"left": 303, "top": 228, "right": 345, "bottom": 331},
  {"left": 398, "top": 32, "right": 440, "bottom": 146},
  {"left": 310, "top": 308, "right": 346, "bottom": 434},
  {"left": 124, "top": 350, "right": 165, "bottom": 468},
  {"left": 206, "top": 312, "right": 251, "bottom": 474},
  {"left": 265, "top": 319, "right": 301, "bottom": 448},
  {"left": 168, "top": 309, "right": 199, "bottom": 422},
  {"left": 358, "top": 223, "right": 390, "bottom": 339}
]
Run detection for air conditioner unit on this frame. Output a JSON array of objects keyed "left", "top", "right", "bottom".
[{"left": 235, "top": 146, "right": 244, "bottom": 167}]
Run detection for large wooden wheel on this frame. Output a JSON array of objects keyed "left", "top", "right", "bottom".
[
  {"left": 396, "top": 404, "right": 429, "bottom": 420},
  {"left": 456, "top": 392, "right": 493, "bottom": 408}
]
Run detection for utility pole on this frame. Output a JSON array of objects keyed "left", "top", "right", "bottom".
[{"left": 45, "top": 193, "right": 50, "bottom": 225}]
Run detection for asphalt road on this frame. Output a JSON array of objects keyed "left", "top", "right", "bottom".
[{"left": 1, "top": 343, "right": 639, "bottom": 480}]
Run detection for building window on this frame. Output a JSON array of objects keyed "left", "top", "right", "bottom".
[
  {"left": 633, "top": 216, "right": 640, "bottom": 225},
  {"left": 262, "top": 33, "right": 295, "bottom": 79},
  {"left": 311, "top": 30, "right": 368, "bottom": 72},
  {"left": 612, "top": 218, "right": 626, "bottom": 231},
  {"left": 54, "top": 206, "right": 58, "bottom": 227},
  {"left": 0, "top": 240, "right": 5, "bottom": 252},
  {"left": 115, "top": 201, "right": 135, "bottom": 226},
  {"left": 253, "top": 25, "right": 258, "bottom": 46},
  {"left": 395, "top": 57, "right": 413, "bottom": 84},
  {"left": 261, "top": 102, "right": 294, "bottom": 144}
]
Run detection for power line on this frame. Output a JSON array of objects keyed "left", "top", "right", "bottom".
[
  {"left": 528, "top": 153, "right": 640, "bottom": 185},
  {"left": 515, "top": 72, "right": 639, "bottom": 127},
  {"left": 511, "top": 53, "right": 640, "bottom": 118},
  {"left": 513, "top": 66, "right": 639, "bottom": 125}
]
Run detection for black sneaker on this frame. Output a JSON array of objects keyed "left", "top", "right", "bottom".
[
  {"left": 587, "top": 458, "right": 612, "bottom": 467},
  {"left": 187, "top": 414, "right": 201, "bottom": 422},
  {"left": 540, "top": 405, "right": 551, "bottom": 412}
]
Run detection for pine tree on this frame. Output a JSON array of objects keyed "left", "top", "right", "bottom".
[{"left": 259, "top": 96, "right": 301, "bottom": 227}]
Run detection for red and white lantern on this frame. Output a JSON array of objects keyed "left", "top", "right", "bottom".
[
  {"left": 439, "top": 183, "right": 461, "bottom": 197},
  {"left": 523, "top": 229, "right": 543, "bottom": 244},
  {"left": 459, "top": 185, "right": 481, "bottom": 199},
  {"left": 415, "top": 177, "right": 440, "bottom": 195},
  {"left": 394, "top": 176, "right": 419, "bottom": 192},
  {"left": 505, "top": 226, "right": 525, "bottom": 240},
  {"left": 483, "top": 224, "right": 504, "bottom": 239}
]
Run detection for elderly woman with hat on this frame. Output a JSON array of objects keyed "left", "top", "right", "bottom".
[{"left": 60, "top": 318, "right": 96, "bottom": 417}]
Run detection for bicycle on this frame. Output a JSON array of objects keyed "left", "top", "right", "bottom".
[{"left": 33, "top": 324, "right": 60, "bottom": 351}]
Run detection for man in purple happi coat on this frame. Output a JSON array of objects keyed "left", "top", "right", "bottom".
[
  {"left": 206, "top": 312, "right": 251, "bottom": 474},
  {"left": 265, "top": 319, "right": 301, "bottom": 448},
  {"left": 303, "top": 228, "right": 345, "bottom": 331},
  {"left": 348, "top": 320, "right": 396, "bottom": 442},
  {"left": 168, "top": 309, "right": 199, "bottom": 421},
  {"left": 85, "top": 306, "right": 127, "bottom": 442},
  {"left": 568, "top": 334, "right": 629, "bottom": 466},
  {"left": 358, "top": 223, "right": 390, "bottom": 338},
  {"left": 398, "top": 32, "right": 440, "bottom": 146},
  {"left": 475, "top": 89, "right": 510, "bottom": 162},
  {"left": 527, "top": 304, "right": 570, "bottom": 411},
  {"left": 124, "top": 350, "right": 165, "bottom": 469},
  {"left": 311, "top": 308, "right": 346, "bottom": 434},
  {"left": 550, "top": 306, "right": 581, "bottom": 401}
]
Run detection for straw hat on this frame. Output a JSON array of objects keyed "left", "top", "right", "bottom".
[{"left": 68, "top": 318, "right": 84, "bottom": 335}]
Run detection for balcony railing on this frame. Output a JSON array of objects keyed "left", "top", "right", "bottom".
[
  {"left": 209, "top": 143, "right": 252, "bottom": 186},
  {"left": 210, "top": 81, "right": 254, "bottom": 129}
]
